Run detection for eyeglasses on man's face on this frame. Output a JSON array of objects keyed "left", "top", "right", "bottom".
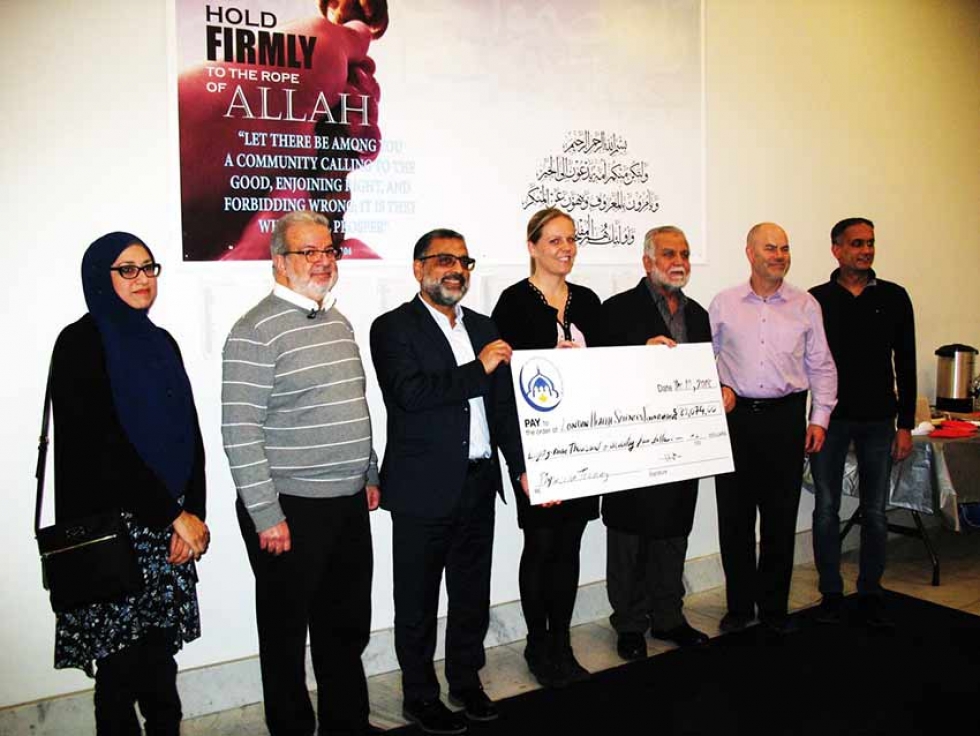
[
  {"left": 416, "top": 253, "right": 476, "bottom": 271},
  {"left": 109, "top": 263, "right": 162, "bottom": 279},
  {"left": 283, "top": 247, "right": 344, "bottom": 263}
]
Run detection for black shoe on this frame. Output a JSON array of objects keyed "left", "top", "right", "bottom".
[
  {"left": 524, "top": 641, "right": 558, "bottom": 688},
  {"left": 858, "top": 595, "right": 894, "bottom": 630},
  {"left": 759, "top": 613, "right": 800, "bottom": 635},
  {"left": 448, "top": 688, "right": 499, "bottom": 722},
  {"left": 650, "top": 621, "right": 709, "bottom": 648},
  {"left": 718, "top": 611, "right": 754, "bottom": 633},
  {"left": 367, "top": 726, "right": 386, "bottom": 735},
  {"left": 552, "top": 646, "right": 590, "bottom": 686},
  {"left": 815, "top": 594, "right": 843, "bottom": 625},
  {"left": 402, "top": 699, "right": 468, "bottom": 735},
  {"left": 616, "top": 632, "right": 647, "bottom": 661}
]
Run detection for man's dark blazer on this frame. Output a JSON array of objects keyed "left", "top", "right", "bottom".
[
  {"left": 369, "top": 295, "right": 526, "bottom": 518},
  {"left": 597, "top": 278, "right": 711, "bottom": 538}
]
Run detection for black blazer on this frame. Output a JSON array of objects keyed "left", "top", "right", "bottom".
[
  {"left": 597, "top": 279, "right": 710, "bottom": 538},
  {"left": 370, "top": 296, "right": 526, "bottom": 518}
]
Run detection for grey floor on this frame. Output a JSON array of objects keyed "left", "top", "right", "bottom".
[{"left": 184, "top": 523, "right": 980, "bottom": 735}]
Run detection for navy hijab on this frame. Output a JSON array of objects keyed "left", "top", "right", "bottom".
[{"left": 82, "top": 232, "right": 195, "bottom": 500}]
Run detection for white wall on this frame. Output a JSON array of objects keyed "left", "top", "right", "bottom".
[{"left": 2, "top": 0, "right": 978, "bottom": 709}]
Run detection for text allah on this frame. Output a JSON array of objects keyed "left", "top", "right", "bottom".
[{"left": 223, "top": 88, "right": 371, "bottom": 126}]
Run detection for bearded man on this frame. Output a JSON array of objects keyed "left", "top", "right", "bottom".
[
  {"left": 597, "top": 226, "right": 711, "bottom": 660},
  {"left": 222, "top": 210, "right": 381, "bottom": 736},
  {"left": 369, "top": 229, "right": 527, "bottom": 735}
]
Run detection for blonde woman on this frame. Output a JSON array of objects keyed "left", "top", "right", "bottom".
[{"left": 491, "top": 208, "right": 600, "bottom": 688}]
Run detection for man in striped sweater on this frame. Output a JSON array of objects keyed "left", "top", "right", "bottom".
[{"left": 222, "top": 210, "right": 381, "bottom": 736}]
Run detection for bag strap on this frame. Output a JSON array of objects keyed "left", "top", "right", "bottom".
[{"left": 34, "top": 357, "right": 54, "bottom": 535}]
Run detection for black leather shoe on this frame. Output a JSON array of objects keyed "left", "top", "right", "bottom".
[
  {"left": 815, "top": 594, "right": 843, "bottom": 625},
  {"left": 718, "top": 611, "right": 754, "bottom": 633},
  {"left": 858, "top": 595, "right": 894, "bottom": 630},
  {"left": 524, "top": 642, "right": 558, "bottom": 688},
  {"left": 759, "top": 613, "right": 800, "bottom": 635},
  {"left": 616, "top": 632, "right": 647, "bottom": 661},
  {"left": 448, "top": 688, "right": 499, "bottom": 722},
  {"left": 651, "top": 621, "right": 709, "bottom": 648},
  {"left": 553, "top": 646, "right": 590, "bottom": 686},
  {"left": 402, "top": 699, "right": 467, "bottom": 734}
]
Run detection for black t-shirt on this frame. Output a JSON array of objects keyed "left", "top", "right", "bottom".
[{"left": 809, "top": 270, "right": 916, "bottom": 428}]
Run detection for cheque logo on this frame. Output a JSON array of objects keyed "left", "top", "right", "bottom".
[{"left": 519, "top": 359, "right": 563, "bottom": 412}]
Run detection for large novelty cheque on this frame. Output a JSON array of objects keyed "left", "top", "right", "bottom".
[{"left": 511, "top": 343, "right": 734, "bottom": 505}]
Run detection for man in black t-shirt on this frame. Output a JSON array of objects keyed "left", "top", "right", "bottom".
[{"left": 809, "top": 217, "right": 916, "bottom": 628}]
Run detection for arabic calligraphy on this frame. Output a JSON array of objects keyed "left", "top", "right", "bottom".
[
  {"left": 575, "top": 216, "right": 635, "bottom": 247},
  {"left": 536, "top": 157, "right": 649, "bottom": 185},
  {"left": 524, "top": 130, "right": 659, "bottom": 248},
  {"left": 523, "top": 185, "right": 660, "bottom": 214},
  {"left": 563, "top": 130, "right": 629, "bottom": 156}
]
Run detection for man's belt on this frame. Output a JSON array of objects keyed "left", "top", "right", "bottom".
[{"left": 736, "top": 391, "right": 806, "bottom": 413}]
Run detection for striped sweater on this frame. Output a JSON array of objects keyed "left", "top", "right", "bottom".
[{"left": 221, "top": 288, "right": 379, "bottom": 532}]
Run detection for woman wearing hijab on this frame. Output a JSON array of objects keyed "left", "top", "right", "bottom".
[
  {"left": 50, "top": 232, "right": 209, "bottom": 735},
  {"left": 491, "top": 208, "right": 601, "bottom": 688}
]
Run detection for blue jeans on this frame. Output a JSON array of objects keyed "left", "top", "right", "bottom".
[{"left": 810, "top": 419, "right": 895, "bottom": 596}]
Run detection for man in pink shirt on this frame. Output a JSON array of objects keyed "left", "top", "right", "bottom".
[{"left": 709, "top": 222, "right": 837, "bottom": 635}]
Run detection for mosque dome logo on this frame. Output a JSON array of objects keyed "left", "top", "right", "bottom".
[{"left": 519, "top": 358, "right": 563, "bottom": 412}]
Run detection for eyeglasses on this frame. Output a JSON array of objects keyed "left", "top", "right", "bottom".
[
  {"left": 416, "top": 253, "right": 477, "bottom": 271},
  {"left": 283, "top": 247, "right": 344, "bottom": 262},
  {"left": 109, "top": 263, "right": 162, "bottom": 279}
]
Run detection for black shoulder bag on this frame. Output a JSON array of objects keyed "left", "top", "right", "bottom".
[{"left": 35, "top": 359, "right": 144, "bottom": 614}]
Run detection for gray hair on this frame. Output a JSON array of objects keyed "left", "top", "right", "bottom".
[
  {"left": 643, "top": 225, "right": 687, "bottom": 256},
  {"left": 413, "top": 228, "right": 466, "bottom": 260},
  {"left": 270, "top": 211, "right": 334, "bottom": 258}
]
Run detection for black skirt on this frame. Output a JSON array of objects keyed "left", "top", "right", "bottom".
[{"left": 512, "top": 475, "right": 599, "bottom": 529}]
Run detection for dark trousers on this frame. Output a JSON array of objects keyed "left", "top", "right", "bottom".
[
  {"left": 714, "top": 393, "right": 807, "bottom": 618},
  {"left": 810, "top": 419, "right": 895, "bottom": 596},
  {"left": 94, "top": 628, "right": 181, "bottom": 736},
  {"left": 606, "top": 531, "right": 688, "bottom": 633},
  {"left": 237, "top": 492, "right": 373, "bottom": 736},
  {"left": 391, "top": 461, "right": 496, "bottom": 704},
  {"left": 519, "top": 518, "right": 588, "bottom": 650}
]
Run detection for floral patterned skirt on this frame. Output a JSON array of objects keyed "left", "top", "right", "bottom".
[{"left": 54, "top": 514, "right": 201, "bottom": 674}]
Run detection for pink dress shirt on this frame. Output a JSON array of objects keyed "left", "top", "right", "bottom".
[{"left": 709, "top": 280, "right": 837, "bottom": 428}]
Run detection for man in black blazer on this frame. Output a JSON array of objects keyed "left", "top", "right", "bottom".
[
  {"left": 598, "top": 225, "right": 711, "bottom": 661},
  {"left": 370, "top": 229, "right": 527, "bottom": 735}
]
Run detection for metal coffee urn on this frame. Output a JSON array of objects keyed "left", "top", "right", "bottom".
[{"left": 935, "top": 344, "right": 977, "bottom": 413}]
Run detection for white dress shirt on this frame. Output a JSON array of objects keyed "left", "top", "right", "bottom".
[{"left": 419, "top": 297, "right": 493, "bottom": 459}]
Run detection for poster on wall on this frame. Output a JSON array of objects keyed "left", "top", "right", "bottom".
[{"left": 175, "top": 1, "right": 704, "bottom": 263}]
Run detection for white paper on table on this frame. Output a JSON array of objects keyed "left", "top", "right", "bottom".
[{"left": 510, "top": 343, "right": 734, "bottom": 505}]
